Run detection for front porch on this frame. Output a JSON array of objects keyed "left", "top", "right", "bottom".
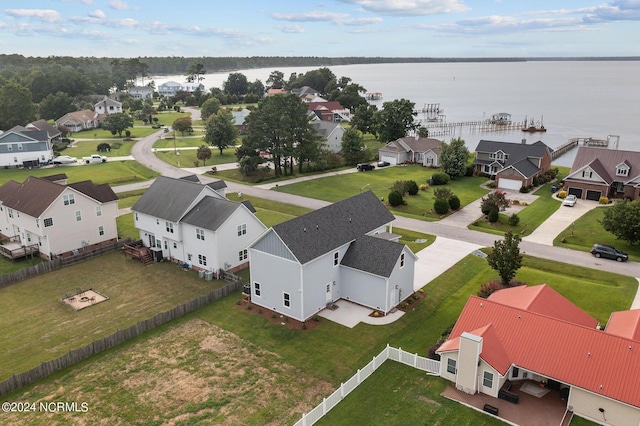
[{"left": 442, "top": 381, "right": 572, "bottom": 426}]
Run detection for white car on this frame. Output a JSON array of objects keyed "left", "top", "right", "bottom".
[
  {"left": 52, "top": 155, "right": 78, "bottom": 165},
  {"left": 562, "top": 194, "right": 577, "bottom": 207}
]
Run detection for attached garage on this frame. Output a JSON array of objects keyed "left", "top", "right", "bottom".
[
  {"left": 586, "top": 190, "right": 601, "bottom": 201},
  {"left": 568, "top": 188, "right": 583, "bottom": 198},
  {"left": 379, "top": 154, "right": 397, "bottom": 165},
  {"left": 498, "top": 178, "right": 522, "bottom": 190}
]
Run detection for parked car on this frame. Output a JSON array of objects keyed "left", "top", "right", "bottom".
[
  {"left": 356, "top": 163, "right": 375, "bottom": 171},
  {"left": 591, "top": 244, "right": 628, "bottom": 262},
  {"left": 562, "top": 195, "right": 577, "bottom": 207},
  {"left": 52, "top": 155, "right": 78, "bottom": 165},
  {"left": 377, "top": 161, "right": 390, "bottom": 167},
  {"left": 82, "top": 154, "right": 108, "bottom": 164}
]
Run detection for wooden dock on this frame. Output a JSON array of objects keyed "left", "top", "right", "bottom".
[
  {"left": 550, "top": 137, "right": 610, "bottom": 160},
  {"left": 418, "top": 119, "right": 526, "bottom": 134}
]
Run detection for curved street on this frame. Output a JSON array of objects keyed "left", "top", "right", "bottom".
[{"left": 120, "top": 108, "right": 640, "bottom": 298}]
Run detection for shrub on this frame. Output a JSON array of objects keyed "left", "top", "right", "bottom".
[
  {"left": 448, "top": 195, "right": 461, "bottom": 210},
  {"left": 599, "top": 196, "right": 609, "bottom": 204},
  {"left": 391, "top": 180, "right": 408, "bottom": 195},
  {"left": 388, "top": 190, "right": 404, "bottom": 207},
  {"left": 508, "top": 213, "right": 520, "bottom": 226},
  {"left": 434, "top": 198, "right": 449, "bottom": 215},
  {"left": 427, "top": 343, "right": 442, "bottom": 360},
  {"left": 418, "top": 183, "right": 428, "bottom": 191},
  {"left": 405, "top": 180, "right": 419, "bottom": 195},
  {"left": 486, "top": 182, "right": 496, "bottom": 189},
  {"left": 477, "top": 281, "right": 503, "bottom": 298},
  {"left": 465, "top": 165, "right": 474, "bottom": 177},
  {"left": 558, "top": 190, "right": 568, "bottom": 199},
  {"left": 431, "top": 172, "right": 450, "bottom": 185},
  {"left": 488, "top": 209, "right": 499, "bottom": 223},
  {"left": 97, "top": 142, "right": 111, "bottom": 152},
  {"left": 433, "top": 187, "right": 453, "bottom": 201},
  {"left": 111, "top": 142, "right": 122, "bottom": 150},
  {"left": 519, "top": 186, "right": 530, "bottom": 193},
  {"left": 313, "top": 315, "right": 320, "bottom": 322}
]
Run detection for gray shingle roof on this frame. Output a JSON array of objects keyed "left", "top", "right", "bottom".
[
  {"left": 132, "top": 176, "right": 208, "bottom": 222},
  {"left": 272, "top": 191, "right": 395, "bottom": 264},
  {"left": 340, "top": 235, "right": 404, "bottom": 277},
  {"left": 475, "top": 139, "right": 551, "bottom": 177},
  {"left": 180, "top": 197, "right": 241, "bottom": 230},
  {"left": 312, "top": 121, "right": 340, "bottom": 138}
]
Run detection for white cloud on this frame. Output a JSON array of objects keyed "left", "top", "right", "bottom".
[
  {"left": 4, "top": 9, "right": 63, "bottom": 23},
  {"left": 108, "top": 0, "right": 132, "bottom": 11},
  {"left": 60, "top": 0, "right": 94, "bottom": 4},
  {"left": 337, "top": 0, "right": 470, "bottom": 16},
  {"left": 88, "top": 9, "right": 106, "bottom": 19},
  {"left": 271, "top": 11, "right": 349, "bottom": 22},
  {"left": 342, "top": 17, "right": 383, "bottom": 25},
  {"left": 277, "top": 24, "right": 305, "bottom": 33}
]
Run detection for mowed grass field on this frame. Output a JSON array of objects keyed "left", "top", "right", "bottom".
[
  {"left": 2, "top": 249, "right": 634, "bottom": 425},
  {"left": 0, "top": 251, "right": 227, "bottom": 382}
]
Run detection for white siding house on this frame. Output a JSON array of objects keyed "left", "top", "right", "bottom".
[
  {"left": 131, "top": 176, "right": 265, "bottom": 272},
  {"left": 0, "top": 175, "right": 119, "bottom": 259},
  {"left": 0, "top": 126, "right": 54, "bottom": 167},
  {"left": 313, "top": 121, "right": 345, "bottom": 154},
  {"left": 249, "top": 191, "right": 417, "bottom": 322},
  {"left": 94, "top": 96, "right": 123, "bottom": 116}
]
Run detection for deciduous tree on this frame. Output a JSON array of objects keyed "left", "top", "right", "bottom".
[
  {"left": 100, "top": 112, "right": 133, "bottom": 137},
  {"left": 0, "top": 80, "right": 37, "bottom": 130},
  {"left": 341, "top": 127, "right": 367, "bottom": 165},
  {"left": 374, "top": 98, "right": 418, "bottom": 143},
  {"left": 172, "top": 116, "right": 192, "bottom": 135},
  {"left": 487, "top": 230, "right": 523, "bottom": 286},
  {"left": 200, "top": 98, "right": 221, "bottom": 119},
  {"left": 204, "top": 109, "right": 238, "bottom": 155},
  {"left": 350, "top": 104, "right": 378, "bottom": 137},
  {"left": 601, "top": 199, "right": 640, "bottom": 245},
  {"left": 38, "top": 91, "right": 77, "bottom": 121},
  {"left": 196, "top": 144, "right": 212, "bottom": 166},
  {"left": 439, "top": 137, "right": 469, "bottom": 179}
]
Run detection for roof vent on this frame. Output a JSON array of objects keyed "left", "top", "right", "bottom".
[
  {"left": 588, "top": 352, "right": 591, "bottom": 357},
  {"left": 316, "top": 225, "right": 319, "bottom": 229},
  {"left": 303, "top": 227, "right": 306, "bottom": 232}
]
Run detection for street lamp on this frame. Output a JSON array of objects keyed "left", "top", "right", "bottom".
[
  {"left": 360, "top": 183, "right": 370, "bottom": 193},
  {"left": 173, "top": 128, "right": 176, "bottom": 154}
]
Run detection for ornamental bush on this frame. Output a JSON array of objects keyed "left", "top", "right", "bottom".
[
  {"left": 508, "top": 213, "right": 520, "bottom": 226},
  {"left": 434, "top": 198, "right": 449, "bottom": 215},
  {"left": 431, "top": 172, "right": 450, "bottom": 185},
  {"left": 419, "top": 183, "right": 428, "bottom": 191},
  {"left": 488, "top": 209, "right": 499, "bottom": 223},
  {"left": 405, "top": 180, "right": 419, "bottom": 195},
  {"left": 599, "top": 196, "right": 609, "bottom": 204},
  {"left": 388, "top": 190, "right": 403, "bottom": 207},
  {"left": 558, "top": 190, "right": 568, "bottom": 199},
  {"left": 448, "top": 195, "right": 461, "bottom": 210}
]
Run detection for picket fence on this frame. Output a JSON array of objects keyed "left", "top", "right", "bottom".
[{"left": 293, "top": 345, "right": 440, "bottom": 426}]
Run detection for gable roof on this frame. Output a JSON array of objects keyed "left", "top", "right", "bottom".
[
  {"left": 313, "top": 121, "right": 342, "bottom": 138},
  {"left": 380, "top": 137, "right": 442, "bottom": 155},
  {"left": 438, "top": 285, "right": 640, "bottom": 409},
  {"left": 308, "top": 101, "right": 344, "bottom": 112},
  {"left": 475, "top": 139, "right": 551, "bottom": 175},
  {"left": 180, "top": 196, "right": 243, "bottom": 231},
  {"left": 0, "top": 127, "right": 48, "bottom": 143},
  {"left": 132, "top": 176, "right": 211, "bottom": 221},
  {"left": 340, "top": 235, "right": 406, "bottom": 278},
  {"left": 27, "top": 120, "right": 62, "bottom": 138},
  {"left": 58, "top": 109, "right": 98, "bottom": 124},
  {"left": 567, "top": 147, "right": 640, "bottom": 184},
  {"left": 271, "top": 191, "right": 395, "bottom": 264},
  {"left": 605, "top": 310, "right": 640, "bottom": 341},
  {"left": 0, "top": 176, "right": 116, "bottom": 217}
]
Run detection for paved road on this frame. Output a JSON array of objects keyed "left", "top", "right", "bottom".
[{"left": 120, "top": 109, "right": 640, "bottom": 283}]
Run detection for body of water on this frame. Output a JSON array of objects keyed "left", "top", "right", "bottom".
[{"left": 152, "top": 61, "right": 640, "bottom": 167}]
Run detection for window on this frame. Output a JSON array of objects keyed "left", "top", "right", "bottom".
[
  {"left": 582, "top": 170, "right": 593, "bottom": 178},
  {"left": 7, "top": 208, "right": 13, "bottom": 218},
  {"left": 135, "top": 213, "right": 138, "bottom": 221},
  {"left": 400, "top": 252, "right": 405, "bottom": 268},
  {"left": 511, "top": 367, "right": 520, "bottom": 379},
  {"left": 333, "top": 251, "right": 339, "bottom": 266},
  {"left": 156, "top": 218, "right": 159, "bottom": 225},
  {"left": 166, "top": 221, "right": 174, "bottom": 233},
  {"left": 63, "top": 194, "right": 75, "bottom": 205},
  {"left": 483, "top": 371, "right": 494, "bottom": 388},
  {"left": 254, "top": 282, "right": 261, "bottom": 297},
  {"left": 173, "top": 242, "right": 177, "bottom": 249},
  {"left": 17, "top": 143, "right": 23, "bottom": 150},
  {"left": 7, "top": 144, "right": 12, "bottom": 151},
  {"left": 283, "top": 292, "right": 290, "bottom": 308},
  {"left": 187, "top": 254, "right": 192, "bottom": 261},
  {"left": 617, "top": 167, "right": 629, "bottom": 176},
  {"left": 237, "top": 224, "right": 246, "bottom": 236},
  {"left": 198, "top": 254, "right": 207, "bottom": 266},
  {"left": 44, "top": 217, "right": 53, "bottom": 227},
  {"left": 99, "top": 226, "right": 104, "bottom": 236},
  {"left": 96, "top": 206, "right": 102, "bottom": 217},
  {"left": 75, "top": 210, "right": 82, "bottom": 222},
  {"left": 447, "top": 358, "right": 457, "bottom": 374},
  {"left": 239, "top": 249, "right": 248, "bottom": 261},
  {"left": 326, "top": 284, "right": 330, "bottom": 293},
  {"left": 196, "top": 228, "right": 205, "bottom": 240},
  {"left": 36, "top": 219, "right": 39, "bottom": 228}
]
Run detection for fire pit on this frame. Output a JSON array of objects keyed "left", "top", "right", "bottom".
[{"left": 61, "top": 289, "right": 109, "bottom": 311}]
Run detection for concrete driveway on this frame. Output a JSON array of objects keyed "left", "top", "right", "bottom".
[{"left": 523, "top": 197, "right": 601, "bottom": 246}]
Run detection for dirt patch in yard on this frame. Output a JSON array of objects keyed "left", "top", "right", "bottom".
[{"left": 5, "top": 319, "right": 333, "bottom": 425}]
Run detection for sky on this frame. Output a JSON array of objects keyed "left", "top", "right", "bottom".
[{"left": 1, "top": 0, "right": 639, "bottom": 58}]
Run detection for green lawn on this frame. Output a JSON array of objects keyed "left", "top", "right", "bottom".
[
  {"left": 116, "top": 213, "right": 137, "bottom": 240},
  {"left": 61, "top": 139, "right": 136, "bottom": 158},
  {"left": 0, "top": 255, "right": 45, "bottom": 276},
  {"left": 553, "top": 206, "right": 640, "bottom": 262},
  {"left": 275, "top": 165, "right": 490, "bottom": 220},
  {"left": 0, "top": 161, "right": 159, "bottom": 186},
  {"left": 469, "top": 183, "right": 562, "bottom": 236},
  {"left": 154, "top": 148, "right": 238, "bottom": 168},
  {"left": 0, "top": 251, "right": 227, "bottom": 381}
]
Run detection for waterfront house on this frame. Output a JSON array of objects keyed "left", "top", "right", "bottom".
[
  {"left": 127, "top": 86, "right": 154, "bottom": 100},
  {"left": 248, "top": 191, "right": 416, "bottom": 322},
  {"left": 378, "top": 136, "right": 442, "bottom": 166},
  {"left": 94, "top": 96, "right": 123, "bottom": 117},
  {"left": 563, "top": 146, "right": 640, "bottom": 201},
  {"left": 131, "top": 176, "right": 266, "bottom": 273},
  {"left": 437, "top": 284, "right": 640, "bottom": 426},
  {"left": 473, "top": 139, "right": 552, "bottom": 190}
]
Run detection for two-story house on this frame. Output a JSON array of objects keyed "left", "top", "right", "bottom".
[
  {"left": 94, "top": 96, "right": 123, "bottom": 117},
  {"left": 249, "top": 191, "right": 417, "bottom": 322},
  {"left": 563, "top": 146, "right": 640, "bottom": 201},
  {"left": 131, "top": 176, "right": 266, "bottom": 273},
  {"left": 127, "top": 86, "right": 154, "bottom": 100},
  {"left": 0, "top": 175, "right": 119, "bottom": 259},
  {"left": 313, "top": 121, "right": 345, "bottom": 154},
  {"left": 0, "top": 126, "right": 54, "bottom": 168},
  {"left": 473, "top": 139, "right": 553, "bottom": 190}
]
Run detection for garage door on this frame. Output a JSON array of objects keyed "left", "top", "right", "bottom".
[
  {"left": 586, "top": 190, "right": 601, "bottom": 201},
  {"left": 568, "top": 188, "right": 583, "bottom": 198},
  {"left": 498, "top": 178, "right": 522, "bottom": 190},
  {"left": 380, "top": 154, "right": 397, "bottom": 165}
]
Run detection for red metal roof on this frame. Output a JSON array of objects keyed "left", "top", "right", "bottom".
[
  {"left": 438, "top": 285, "right": 640, "bottom": 408},
  {"left": 606, "top": 310, "right": 640, "bottom": 341}
]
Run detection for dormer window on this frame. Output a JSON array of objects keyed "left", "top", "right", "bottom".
[{"left": 616, "top": 163, "right": 630, "bottom": 177}]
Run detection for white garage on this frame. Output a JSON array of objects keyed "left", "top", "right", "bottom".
[
  {"left": 379, "top": 154, "right": 398, "bottom": 165},
  {"left": 498, "top": 178, "right": 523, "bottom": 190}
]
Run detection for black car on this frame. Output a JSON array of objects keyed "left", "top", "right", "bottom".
[
  {"left": 591, "top": 244, "right": 628, "bottom": 262},
  {"left": 356, "top": 163, "right": 375, "bottom": 171}
]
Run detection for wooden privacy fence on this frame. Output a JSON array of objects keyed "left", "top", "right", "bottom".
[
  {"left": 0, "top": 280, "right": 243, "bottom": 397},
  {"left": 293, "top": 345, "right": 440, "bottom": 426}
]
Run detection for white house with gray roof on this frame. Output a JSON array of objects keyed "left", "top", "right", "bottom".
[
  {"left": 313, "top": 121, "right": 345, "bottom": 153},
  {"left": 131, "top": 176, "right": 265, "bottom": 272},
  {"left": 248, "top": 191, "right": 417, "bottom": 322}
]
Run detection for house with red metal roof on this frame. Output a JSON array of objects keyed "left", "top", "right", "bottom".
[{"left": 437, "top": 284, "right": 640, "bottom": 426}]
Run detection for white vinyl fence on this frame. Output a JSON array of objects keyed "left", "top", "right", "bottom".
[{"left": 293, "top": 344, "right": 440, "bottom": 426}]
